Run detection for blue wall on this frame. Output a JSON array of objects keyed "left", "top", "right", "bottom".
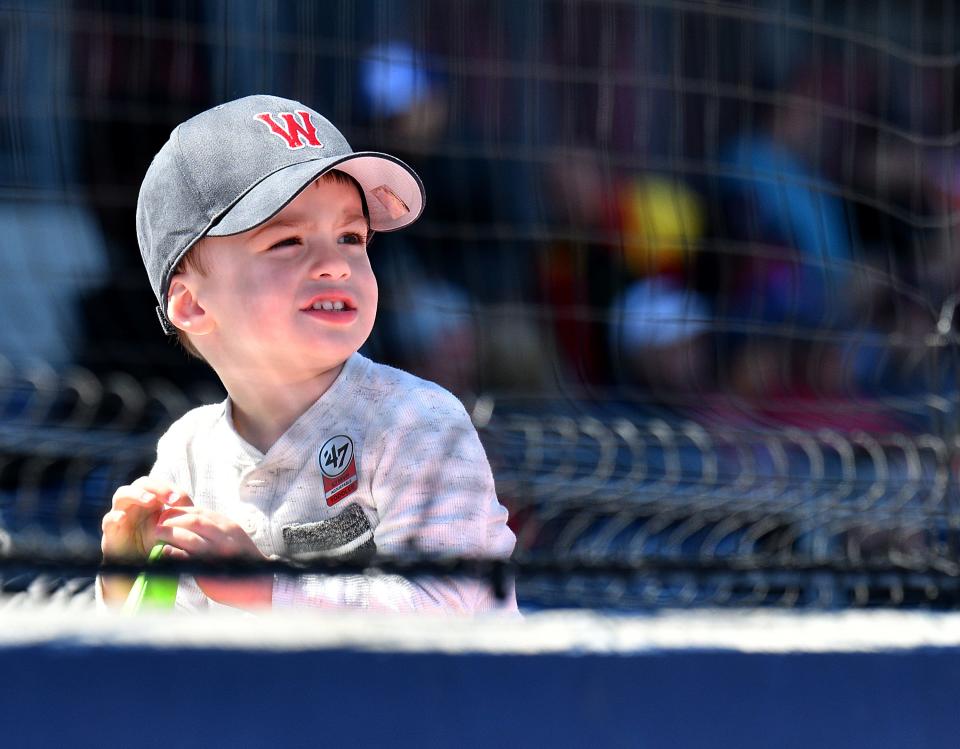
[{"left": 0, "top": 644, "right": 956, "bottom": 748}]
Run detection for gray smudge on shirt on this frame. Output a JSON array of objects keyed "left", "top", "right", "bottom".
[{"left": 282, "top": 504, "right": 376, "bottom": 562}]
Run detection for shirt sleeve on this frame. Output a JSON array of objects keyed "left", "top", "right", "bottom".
[{"left": 272, "top": 390, "right": 518, "bottom": 615}]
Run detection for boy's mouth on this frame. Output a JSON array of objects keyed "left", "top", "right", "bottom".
[
  {"left": 301, "top": 293, "right": 358, "bottom": 323},
  {"left": 301, "top": 292, "right": 356, "bottom": 311}
]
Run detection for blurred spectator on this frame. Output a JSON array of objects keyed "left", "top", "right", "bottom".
[
  {"left": 607, "top": 176, "right": 714, "bottom": 395},
  {"left": 0, "top": 204, "right": 106, "bottom": 367},
  {"left": 0, "top": 1, "right": 107, "bottom": 367},
  {"left": 610, "top": 277, "right": 713, "bottom": 393},
  {"left": 537, "top": 148, "right": 622, "bottom": 386},
  {"left": 714, "top": 64, "right": 862, "bottom": 402},
  {"left": 719, "top": 85, "right": 854, "bottom": 330}
]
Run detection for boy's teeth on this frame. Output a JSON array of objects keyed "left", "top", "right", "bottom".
[{"left": 311, "top": 300, "right": 347, "bottom": 311}]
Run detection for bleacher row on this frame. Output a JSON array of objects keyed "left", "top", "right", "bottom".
[{"left": 482, "top": 405, "right": 959, "bottom": 607}]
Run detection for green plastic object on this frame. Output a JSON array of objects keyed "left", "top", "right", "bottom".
[{"left": 121, "top": 542, "right": 179, "bottom": 614}]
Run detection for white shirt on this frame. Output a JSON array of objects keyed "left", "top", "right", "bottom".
[{"left": 128, "top": 353, "right": 518, "bottom": 614}]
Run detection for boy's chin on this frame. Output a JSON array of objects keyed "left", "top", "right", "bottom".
[
  {"left": 304, "top": 323, "right": 373, "bottom": 355},
  {"left": 297, "top": 339, "right": 365, "bottom": 371}
]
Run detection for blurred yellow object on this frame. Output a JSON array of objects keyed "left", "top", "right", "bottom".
[{"left": 619, "top": 177, "right": 705, "bottom": 277}]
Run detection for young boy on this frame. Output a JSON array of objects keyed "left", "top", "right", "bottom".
[{"left": 99, "top": 94, "right": 518, "bottom": 614}]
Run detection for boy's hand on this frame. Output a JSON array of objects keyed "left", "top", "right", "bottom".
[
  {"left": 155, "top": 506, "right": 273, "bottom": 610},
  {"left": 101, "top": 478, "right": 192, "bottom": 562},
  {"left": 100, "top": 477, "right": 191, "bottom": 606}
]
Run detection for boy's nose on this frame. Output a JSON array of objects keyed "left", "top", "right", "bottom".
[{"left": 307, "top": 241, "right": 351, "bottom": 279}]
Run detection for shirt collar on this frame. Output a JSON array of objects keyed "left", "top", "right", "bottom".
[{"left": 220, "top": 353, "right": 368, "bottom": 469}]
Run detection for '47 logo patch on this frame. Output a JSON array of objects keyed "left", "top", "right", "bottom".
[{"left": 319, "top": 435, "right": 357, "bottom": 506}]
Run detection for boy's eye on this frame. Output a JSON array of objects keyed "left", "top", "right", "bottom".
[
  {"left": 338, "top": 232, "right": 368, "bottom": 246},
  {"left": 267, "top": 237, "right": 302, "bottom": 250}
]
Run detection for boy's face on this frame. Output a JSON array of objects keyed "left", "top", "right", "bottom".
[{"left": 178, "top": 176, "right": 377, "bottom": 379}]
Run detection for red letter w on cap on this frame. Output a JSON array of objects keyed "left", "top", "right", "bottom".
[{"left": 255, "top": 111, "right": 324, "bottom": 149}]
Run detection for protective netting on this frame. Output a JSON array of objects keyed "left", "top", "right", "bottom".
[
  {"left": 2, "top": 366, "right": 959, "bottom": 609},
  {"left": 0, "top": 1, "right": 959, "bottom": 608}
]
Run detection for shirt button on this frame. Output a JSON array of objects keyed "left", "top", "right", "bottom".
[{"left": 243, "top": 516, "right": 258, "bottom": 534}]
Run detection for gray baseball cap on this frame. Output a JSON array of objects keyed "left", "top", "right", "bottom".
[{"left": 136, "top": 94, "right": 425, "bottom": 334}]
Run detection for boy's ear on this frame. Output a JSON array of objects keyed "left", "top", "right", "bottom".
[{"left": 166, "top": 275, "right": 215, "bottom": 335}]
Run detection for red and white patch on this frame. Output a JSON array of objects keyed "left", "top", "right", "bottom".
[
  {"left": 319, "top": 435, "right": 357, "bottom": 506},
  {"left": 255, "top": 110, "right": 324, "bottom": 150}
]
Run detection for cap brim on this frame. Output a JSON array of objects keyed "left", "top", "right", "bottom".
[{"left": 206, "top": 151, "right": 425, "bottom": 237}]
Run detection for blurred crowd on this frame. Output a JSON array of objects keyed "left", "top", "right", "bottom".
[{"left": 1, "top": 0, "right": 958, "bottom": 433}]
